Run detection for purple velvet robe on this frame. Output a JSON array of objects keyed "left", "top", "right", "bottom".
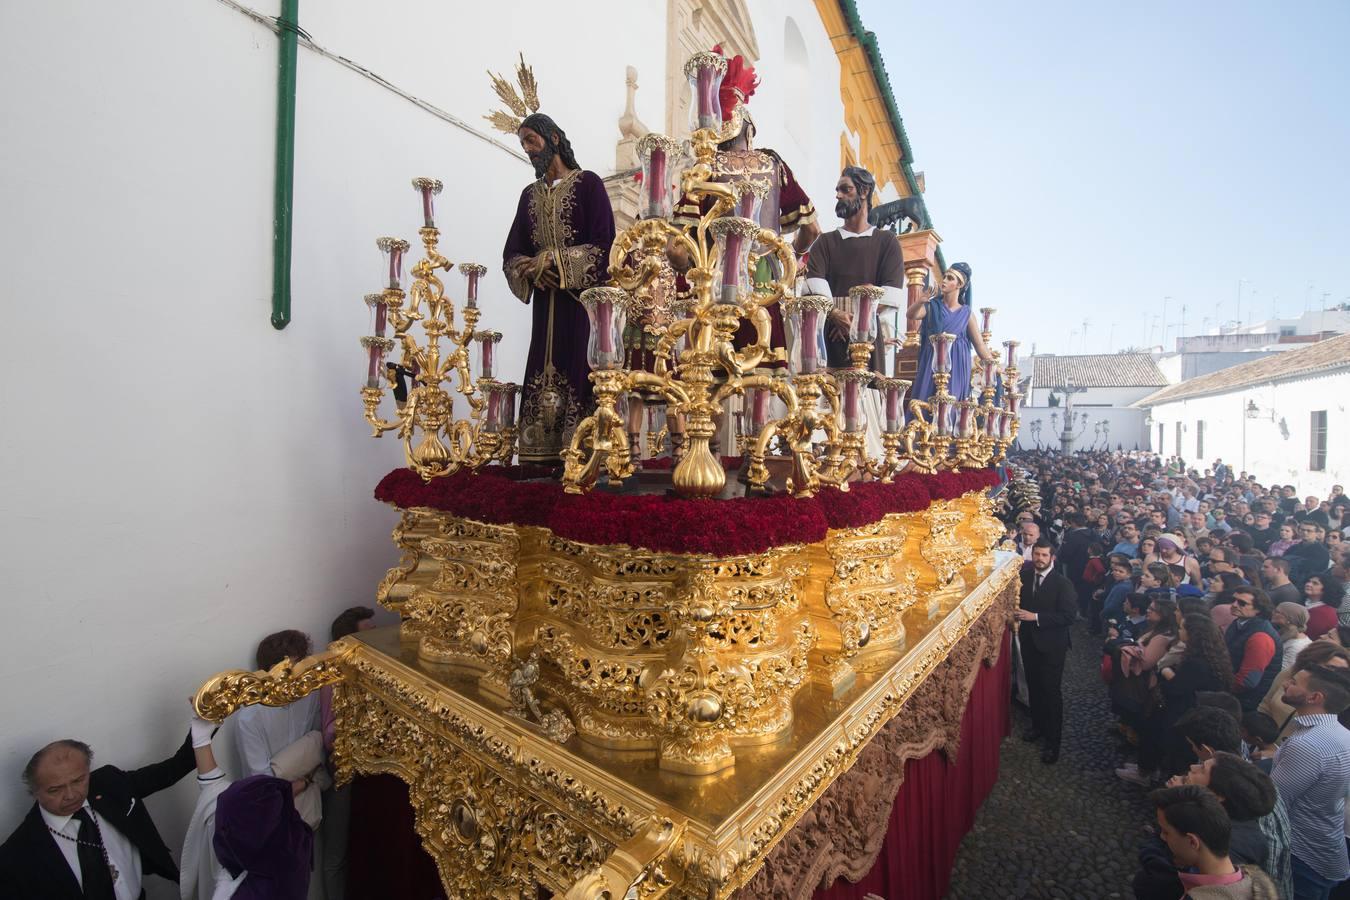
[{"left": 503, "top": 169, "right": 615, "bottom": 463}]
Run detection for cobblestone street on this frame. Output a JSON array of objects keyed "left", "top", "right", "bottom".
[{"left": 945, "top": 621, "right": 1150, "bottom": 899}]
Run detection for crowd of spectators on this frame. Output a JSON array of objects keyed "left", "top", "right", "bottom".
[{"left": 1008, "top": 449, "right": 1350, "bottom": 899}]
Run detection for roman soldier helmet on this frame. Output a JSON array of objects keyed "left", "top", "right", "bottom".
[{"left": 713, "top": 44, "right": 759, "bottom": 136}]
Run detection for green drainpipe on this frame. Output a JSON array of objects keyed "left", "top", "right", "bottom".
[{"left": 270, "top": 0, "right": 299, "bottom": 329}]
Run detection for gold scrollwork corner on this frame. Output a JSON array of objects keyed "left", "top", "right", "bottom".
[
  {"left": 192, "top": 645, "right": 353, "bottom": 723},
  {"left": 564, "top": 813, "right": 687, "bottom": 900}
]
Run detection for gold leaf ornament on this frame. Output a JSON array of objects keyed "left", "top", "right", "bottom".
[{"left": 485, "top": 52, "right": 542, "bottom": 135}]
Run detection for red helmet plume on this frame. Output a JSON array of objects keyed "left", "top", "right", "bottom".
[{"left": 712, "top": 44, "right": 758, "bottom": 121}]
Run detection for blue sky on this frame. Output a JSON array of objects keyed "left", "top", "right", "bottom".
[{"left": 857, "top": 0, "right": 1350, "bottom": 355}]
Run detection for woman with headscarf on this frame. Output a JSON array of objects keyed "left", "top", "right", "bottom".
[
  {"left": 1155, "top": 533, "right": 1201, "bottom": 585},
  {"left": 907, "top": 262, "right": 996, "bottom": 403}
]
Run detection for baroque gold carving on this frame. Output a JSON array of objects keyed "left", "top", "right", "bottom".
[{"left": 192, "top": 648, "right": 350, "bottom": 723}]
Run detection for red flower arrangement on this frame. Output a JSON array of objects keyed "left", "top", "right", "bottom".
[{"left": 373, "top": 465, "right": 999, "bottom": 557}]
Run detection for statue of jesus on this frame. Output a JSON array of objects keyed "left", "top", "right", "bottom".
[{"left": 503, "top": 113, "right": 616, "bottom": 464}]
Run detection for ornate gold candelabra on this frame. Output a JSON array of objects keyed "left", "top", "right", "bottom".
[{"left": 358, "top": 180, "right": 519, "bottom": 480}]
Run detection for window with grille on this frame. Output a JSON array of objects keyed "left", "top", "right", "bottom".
[{"left": 1310, "top": 410, "right": 1327, "bottom": 471}]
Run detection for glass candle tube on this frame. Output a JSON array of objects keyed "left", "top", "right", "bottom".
[
  {"left": 980, "top": 307, "right": 995, "bottom": 333},
  {"left": 411, "top": 177, "right": 443, "bottom": 229},
  {"left": 957, "top": 400, "right": 975, "bottom": 439},
  {"left": 1004, "top": 340, "right": 1019, "bottom": 370},
  {"left": 684, "top": 51, "right": 727, "bottom": 131},
  {"left": 877, "top": 377, "right": 910, "bottom": 433},
  {"left": 784, "top": 295, "right": 830, "bottom": 376},
  {"left": 500, "top": 384, "right": 519, "bottom": 429},
  {"left": 637, "top": 134, "right": 681, "bottom": 220},
  {"left": 848, "top": 285, "right": 884, "bottom": 344},
  {"left": 483, "top": 383, "right": 503, "bottom": 434},
  {"left": 365, "top": 293, "right": 387, "bottom": 338},
  {"left": 843, "top": 376, "right": 863, "bottom": 433},
  {"left": 709, "top": 217, "right": 757, "bottom": 305},
  {"left": 934, "top": 397, "right": 950, "bottom": 437},
  {"left": 459, "top": 263, "right": 485, "bottom": 309},
  {"left": 474, "top": 331, "right": 501, "bottom": 380},
  {"left": 931, "top": 333, "right": 955, "bottom": 375},
  {"left": 377, "top": 237, "right": 410, "bottom": 291},
  {"left": 361, "top": 336, "right": 393, "bottom": 390},
  {"left": 580, "top": 287, "right": 630, "bottom": 370}
]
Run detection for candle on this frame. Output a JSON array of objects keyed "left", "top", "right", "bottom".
[
  {"left": 459, "top": 263, "right": 485, "bottom": 309},
  {"left": 647, "top": 144, "right": 667, "bottom": 219},
  {"left": 597, "top": 299, "right": 615, "bottom": 354},
  {"left": 843, "top": 378, "right": 862, "bottom": 432},
  {"left": 800, "top": 307, "right": 820, "bottom": 373},
  {"left": 361, "top": 336, "right": 391, "bottom": 390},
  {"left": 374, "top": 301, "right": 387, "bottom": 338},
  {"left": 481, "top": 339, "right": 494, "bottom": 379},
  {"left": 485, "top": 389, "right": 502, "bottom": 433},
  {"left": 751, "top": 388, "right": 768, "bottom": 431},
  {"left": 958, "top": 402, "right": 973, "bottom": 438},
  {"left": 1008, "top": 391, "right": 1020, "bottom": 416},
  {"left": 982, "top": 358, "right": 995, "bottom": 388},
  {"left": 1004, "top": 340, "right": 1019, "bottom": 369},
  {"left": 853, "top": 294, "right": 876, "bottom": 344},
  {"left": 721, "top": 231, "right": 743, "bottom": 300},
  {"left": 980, "top": 307, "right": 995, "bottom": 333},
  {"left": 501, "top": 386, "right": 518, "bottom": 428},
  {"left": 885, "top": 390, "right": 900, "bottom": 431},
  {"left": 696, "top": 66, "right": 718, "bottom": 129},
  {"left": 411, "top": 177, "right": 443, "bottom": 229},
  {"left": 934, "top": 398, "right": 949, "bottom": 436}
]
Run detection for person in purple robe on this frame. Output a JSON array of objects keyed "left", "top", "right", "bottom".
[
  {"left": 212, "top": 774, "right": 312, "bottom": 900},
  {"left": 907, "top": 261, "right": 996, "bottom": 403},
  {"left": 503, "top": 113, "right": 616, "bottom": 464}
]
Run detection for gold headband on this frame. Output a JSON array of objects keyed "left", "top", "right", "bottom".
[{"left": 948, "top": 269, "right": 966, "bottom": 286}]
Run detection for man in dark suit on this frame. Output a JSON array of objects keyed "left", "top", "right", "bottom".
[
  {"left": 0, "top": 733, "right": 194, "bottom": 899},
  {"left": 1015, "top": 539, "right": 1079, "bottom": 764}
]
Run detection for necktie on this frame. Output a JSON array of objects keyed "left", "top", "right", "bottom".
[
  {"left": 71, "top": 809, "right": 117, "bottom": 900},
  {"left": 1035, "top": 573, "right": 1044, "bottom": 592}
]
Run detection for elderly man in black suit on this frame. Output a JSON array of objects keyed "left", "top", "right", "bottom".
[
  {"left": 0, "top": 733, "right": 194, "bottom": 900},
  {"left": 1014, "top": 538, "right": 1079, "bottom": 764}
]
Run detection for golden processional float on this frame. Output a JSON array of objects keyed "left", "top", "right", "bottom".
[{"left": 193, "top": 52, "right": 1026, "bottom": 899}]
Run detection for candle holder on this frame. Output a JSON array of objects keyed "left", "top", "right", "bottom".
[
  {"left": 1003, "top": 339, "right": 1019, "bottom": 371},
  {"left": 708, "top": 217, "right": 758, "bottom": 305},
  {"left": 683, "top": 51, "right": 728, "bottom": 133},
  {"left": 847, "top": 285, "right": 884, "bottom": 344},
  {"left": 360, "top": 336, "right": 395, "bottom": 390},
  {"left": 358, "top": 185, "right": 512, "bottom": 480},
  {"left": 459, "top": 263, "right": 486, "bottom": 309},
  {"left": 473, "top": 330, "right": 502, "bottom": 380},
  {"left": 580, "top": 286, "right": 629, "bottom": 370},
  {"left": 558, "top": 50, "right": 1027, "bottom": 500},
  {"left": 726, "top": 177, "right": 769, "bottom": 224},
  {"left": 411, "top": 177, "right": 443, "bottom": 229},
  {"left": 636, "top": 134, "right": 682, "bottom": 221},
  {"left": 783, "top": 295, "right": 831, "bottom": 376}
]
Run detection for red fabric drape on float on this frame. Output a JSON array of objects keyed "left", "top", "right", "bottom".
[
  {"left": 816, "top": 628, "right": 1012, "bottom": 900},
  {"left": 347, "top": 775, "right": 446, "bottom": 900}
]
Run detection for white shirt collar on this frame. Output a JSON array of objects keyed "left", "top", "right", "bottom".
[
  {"left": 39, "top": 799, "right": 90, "bottom": 834},
  {"left": 838, "top": 225, "right": 875, "bottom": 239}
]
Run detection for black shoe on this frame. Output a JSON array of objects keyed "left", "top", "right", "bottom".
[
  {"left": 1041, "top": 747, "right": 1060, "bottom": 764},
  {"left": 1021, "top": 729, "right": 1044, "bottom": 743}
]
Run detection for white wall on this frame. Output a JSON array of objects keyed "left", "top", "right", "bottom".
[
  {"left": 1146, "top": 371, "right": 1350, "bottom": 493},
  {"left": 0, "top": 0, "right": 846, "bottom": 884},
  {"left": 1014, "top": 406, "right": 1149, "bottom": 453},
  {"left": 1028, "top": 385, "right": 1158, "bottom": 408}
]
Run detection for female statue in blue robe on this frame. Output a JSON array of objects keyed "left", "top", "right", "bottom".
[{"left": 907, "top": 261, "right": 996, "bottom": 402}]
